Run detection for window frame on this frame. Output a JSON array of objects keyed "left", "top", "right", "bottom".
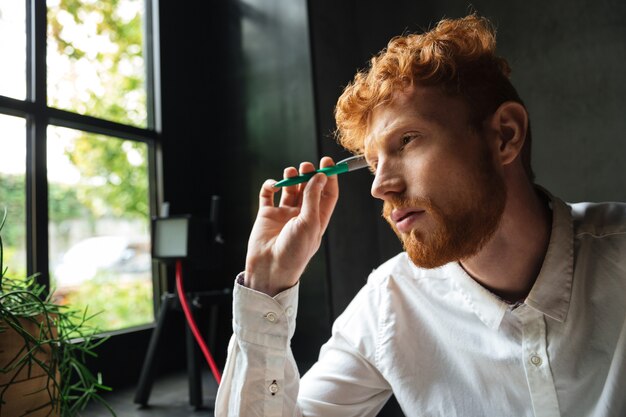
[{"left": 0, "top": 0, "right": 163, "bottom": 330}]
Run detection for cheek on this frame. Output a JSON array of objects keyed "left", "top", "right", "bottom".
[
  {"left": 406, "top": 153, "right": 460, "bottom": 195},
  {"left": 415, "top": 153, "right": 483, "bottom": 204}
]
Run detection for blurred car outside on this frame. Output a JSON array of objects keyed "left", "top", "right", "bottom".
[{"left": 53, "top": 235, "right": 151, "bottom": 289}]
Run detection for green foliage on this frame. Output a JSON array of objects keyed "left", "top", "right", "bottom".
[
  {"left": 0, "top": 173, "right": 89, "bottom": 228},
  {"left": 0, "top": 278, "right": 116, "bottom": 416},
  {"left": 47, "top": 0, "right": 146, "bottom": 127},
  {"left": 48, "top": 183, "right": 86, "bottom": 222},
  {"left": 0, "top": 175, "right": 26, "bottom": 251},
  {"left": 45, "top": 0, "right": 151, "bottom": 223},
  {"left": 60, "top": 277, "right": 153, "bottom": 332},
  {"left": 0, "top": 212, "right": 116, "bottom": 416},
  {"left": 66, "top": 135, "right": 149, "bottom": 219},
  {"left": 0, "top": 175, "right": 28, "bottom": 279}
]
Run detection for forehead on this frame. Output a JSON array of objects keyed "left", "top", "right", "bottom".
[{"left": 364, "top": 85, "right": 471, "bottom": 150}]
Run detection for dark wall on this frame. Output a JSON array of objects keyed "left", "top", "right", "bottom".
[
  {"left": 159, "top": 0, "right": 332, "bottom": 370},
  {"left": 220, "top": 0, "right": 333, "bottom": 369},
  {"left": 456, "top": 0, "right": 626, "bottom": 203},
  {"left": 157, "top": 1, "right": 232, "bottom": 374}
]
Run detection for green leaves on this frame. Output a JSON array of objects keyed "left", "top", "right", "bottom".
[
  {"left": 0, "top": 227, "right": 116, "bottom": 416},
  {"left": 47, "top": 0, "right": 147, "bottom": 127},
  {"left": 64, "top": 134, "right": 149, "bottom": 219}
]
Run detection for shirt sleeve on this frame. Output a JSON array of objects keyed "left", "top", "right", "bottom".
[
  {"left": 214, "top": 273, "right": 392, "bottom": 417},
  {"left": 215, "top": 273, "right": 301, "bottom": 417}
]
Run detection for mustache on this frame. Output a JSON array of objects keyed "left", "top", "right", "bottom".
[{"left": 382, "top": 195, "right": 436, "bottom": 219}]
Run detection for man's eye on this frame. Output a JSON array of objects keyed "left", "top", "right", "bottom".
[{"left": 400, "top": 133, "right": 418, "bottom": 149}]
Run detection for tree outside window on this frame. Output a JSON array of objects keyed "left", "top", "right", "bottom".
[{"left": 0, "top": 0, "right": 158, "bottom": 332}]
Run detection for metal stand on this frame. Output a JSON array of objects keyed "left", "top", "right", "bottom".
[{"left": 134, "top": 289, "right": 231, "bottom": 409}]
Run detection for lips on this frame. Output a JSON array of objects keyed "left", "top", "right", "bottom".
[{"left": 390, "top": 208, "right": 425, "bottom": 233}]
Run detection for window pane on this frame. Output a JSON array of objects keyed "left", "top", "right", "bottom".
[
  {"left": 0, "top": 1, "right": 27, "bottom": 99},
  {"left": 47, "top": 125, "right": 153, "bottom": 332},
  {"left": 47, "top": 0, "right": 147, "bottom": 127},
  {"left": 0, "top": 114, "right": 27, "bottom": 278}
]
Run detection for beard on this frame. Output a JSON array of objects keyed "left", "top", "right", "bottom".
[{"left": 382, "top": 146, "right": 507, "bottom": 269}]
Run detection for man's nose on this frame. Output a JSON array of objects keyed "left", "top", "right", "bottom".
[{"left": 371, "top": 158, "right": 404, "bottom": 200}]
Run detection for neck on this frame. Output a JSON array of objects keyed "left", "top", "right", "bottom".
[{"left": 460, "top": 182, "right": 552, "bottom": 304}]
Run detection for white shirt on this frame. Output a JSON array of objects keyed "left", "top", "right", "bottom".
[{"left": 215, "top": 195, "right": 626, "bottom": 417}]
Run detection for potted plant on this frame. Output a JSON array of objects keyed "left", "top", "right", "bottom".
[{"left": 0, "top": 211, "right": 115, "bottom": 416}]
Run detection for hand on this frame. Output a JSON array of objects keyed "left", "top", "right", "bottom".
[{"left": 244, "top": 157, "right": 339, "bottom": 296}]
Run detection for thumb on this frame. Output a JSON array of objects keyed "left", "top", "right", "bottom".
[{"left": 300, "top": 173, "right": 327, "bottom": 224}]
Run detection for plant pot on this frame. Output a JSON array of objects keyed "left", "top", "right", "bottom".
[{"left": 0, "top": 316, "right": 60, "bottom": 417}]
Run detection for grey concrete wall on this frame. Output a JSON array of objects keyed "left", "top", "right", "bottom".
[{"left": 430, "top": 0, "right": 626, "bottom": 202}]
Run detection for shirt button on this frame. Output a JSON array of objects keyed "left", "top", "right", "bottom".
[
  {"left": 285, "top": 306, "right": 294, "bottom": 317},
  {"left": 530, "top": 355, "right": 542, "bottom": 367},
  {"left": 268, "top": 381, "right": 279, "bottom": 395},
  {"left": 265, "top": 312, "right": 277, "bottom": 323}
]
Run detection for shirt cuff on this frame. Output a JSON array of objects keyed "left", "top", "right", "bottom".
[{"left": 233, "top": 272, "right": 299, "bottom": 347}]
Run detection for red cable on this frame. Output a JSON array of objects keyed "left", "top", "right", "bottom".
[{"left": 176, "top": 260, "right": 222, "bottom": 385}]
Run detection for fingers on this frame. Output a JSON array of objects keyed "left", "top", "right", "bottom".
[
  {"left": 277, "top": 162, "right": 315, "bottom": 208},
  {"left": 299, "top": 156, "right": 338, "bottom": 232},
  {"left": 319, "top": 156, "right": 334, "bottom": 169},
  {"left": 319, "top": 156, "right": 339, "bottom": 197},
  {"left": 278, "top": 166, "right": 299, "bottom": 207},
  {"left": 300, "top": 172, "right": 328, "bottom": 226},
  {"left": 269, "top": 158, "right": 338, "bottom": 218},
  {"left": 259, "top": 179, "right": 279, "bottom": 207},
  {"left": 265, "top": 162, "right": 315, "bottom": 208},
  {"left": 295, "top": 162, "right": 315, "bottom": 208},
  {"left": 318, "top": 156, "right": 340, "bottom": 230}
]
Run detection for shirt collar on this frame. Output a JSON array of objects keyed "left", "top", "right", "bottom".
[
  {"left": 446, "top": 262, "right": 509, "bottom": 330},
  {"left": 524, "top": 192, "right": 574, "bottom": 323},
  {"left": 444, "top": 189, "right": 574, "bottom": 329}
]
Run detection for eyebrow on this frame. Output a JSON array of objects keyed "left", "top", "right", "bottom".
[{"left": 364, "top": 116, "right": 432, "bottom": 154}]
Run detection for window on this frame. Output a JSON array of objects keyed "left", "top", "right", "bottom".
[
  {"left": 47, "top": 0, "right": 148, "bottom": 126},
  {"left": 0, "top": 0, "right": 159, "bottom": 332},
  {"left": 0, "top": 0, "right": 27, "bottom": 99},
  {"left": 0, "top": 114, "right": 27, "bottom": 278}
]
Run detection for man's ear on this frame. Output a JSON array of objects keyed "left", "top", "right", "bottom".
[{"left": 487, "top": 101, "right": 528, "bottom": 166}]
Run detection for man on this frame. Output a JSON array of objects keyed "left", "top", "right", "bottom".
[{"left": 215, "top": 14, "right": 626, "bottom": 417}]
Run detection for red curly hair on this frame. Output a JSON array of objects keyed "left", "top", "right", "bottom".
[{"left": 335, "top": 14, "right": 534, "bottom": 181}]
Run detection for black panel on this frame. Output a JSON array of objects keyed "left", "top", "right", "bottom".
[
  {"left": 159, "top": 0, "right": 332, "bottom": 370},
  {"left": 222, "top": 0, "right": 332, "bottom": 367}
]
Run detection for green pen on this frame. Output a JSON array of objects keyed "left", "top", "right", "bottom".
[{"left": 273, "top": 155, "right": 368, "bottom": 187}]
